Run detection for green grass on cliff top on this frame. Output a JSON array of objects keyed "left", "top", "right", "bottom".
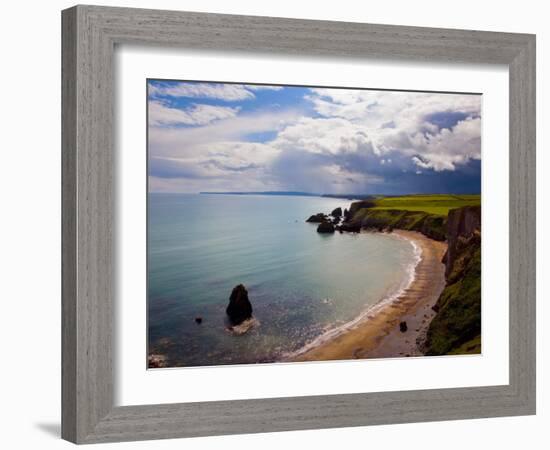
[{"left": 370, "top": 194, "right": 480, "bottom": 216}]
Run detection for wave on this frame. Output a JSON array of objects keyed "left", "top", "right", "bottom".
[{"left": 281, "top": 232, "right": 423, "bottom": 360}]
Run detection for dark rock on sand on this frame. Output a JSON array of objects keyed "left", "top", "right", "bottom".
[
  {"left": 226, "top": 284, "right": 253, "bottom": 325},
  {"left": 317, "top": 222, "right": 335, "bottom": 233},
  {"left": 399, "top": 321, "right": 408, "bottom": 333},
  {"left": 331, "top": 207, "right": 342, "bottom": 217},
  {"left": 306, "top": 213, "right": 327, "bottom": 223}
]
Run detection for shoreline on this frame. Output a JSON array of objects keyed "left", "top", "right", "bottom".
[{"left": 290, "top": 230, "right": 447, "bottom": 362}]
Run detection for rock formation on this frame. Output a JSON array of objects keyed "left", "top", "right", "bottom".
[
  {"left": 331, "top": 207, "right": 342, "bottom": 217},
  {"left": 317, "top": 222, "right": 335, "bottom": 233},
  {"left": 306, "top": 213, "right": 327, "bottom": 223},
  {"left": 338, "top": 222, "right": 361, "bottom": 233},
  {"left": 226, "top": 284, "right": 253, "bottom": 325},
  {"left": 442, "top": 206, "right": 481, "bottom": 278}
]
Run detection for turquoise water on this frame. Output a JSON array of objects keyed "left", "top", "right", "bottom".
[{"left": 148, "top": 193, "right": 418, "bottom": 367}]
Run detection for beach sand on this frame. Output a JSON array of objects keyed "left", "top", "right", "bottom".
[{"left": 292, "top": 230, "right": 447, "bottom": 362}]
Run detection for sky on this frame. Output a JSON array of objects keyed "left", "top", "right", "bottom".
[{"left": 147, "top": 80, "right": 482, "bottom": 195}]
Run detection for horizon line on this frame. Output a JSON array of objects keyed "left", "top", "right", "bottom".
[{"left": 148, "top": 191, "right": 481, "bottom": 196}]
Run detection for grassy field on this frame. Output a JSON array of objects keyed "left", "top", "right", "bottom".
[{"left": 370, "top": 194, "right": 481, "bottom": 216}]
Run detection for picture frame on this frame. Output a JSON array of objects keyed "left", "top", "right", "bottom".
[{"left": 61, "top": 4, "right": 536, "bottom": 444}]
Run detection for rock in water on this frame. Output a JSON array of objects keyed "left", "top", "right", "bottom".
[
  {"left": 306, "top": 213, "right": 327, "bottom": 223},
  {"left": 317, "top": 222, "right": 335, "bottom": 233},
  {"left": 331, "top": 207, "right": 342, "bottom": 217},
  {"left": 226, "top": 284, "right": 253, "bottom": 325}
]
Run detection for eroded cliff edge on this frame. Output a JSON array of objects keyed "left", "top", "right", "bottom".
[{"left": 425, "top": 206, "right": 481, "bottom": 355}]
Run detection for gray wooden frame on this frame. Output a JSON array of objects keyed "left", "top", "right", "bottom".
[{"left": 61, "top": 4, "right": 536, "bottom": 444}]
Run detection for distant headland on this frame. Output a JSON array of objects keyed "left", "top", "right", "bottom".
[
  {"left": 200, "top": 191, "right": 319, "bottom": 197},
  {"left": 199, "top": 191, "right": 375, "bottom": 200}
]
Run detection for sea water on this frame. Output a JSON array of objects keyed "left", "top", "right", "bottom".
[{"left": 148, "top": 193, "right": 418, "bottom": 367}]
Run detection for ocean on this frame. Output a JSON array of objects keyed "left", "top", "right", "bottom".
[{"left": 148, "top": 193, "right": 419, "bottom": 367}]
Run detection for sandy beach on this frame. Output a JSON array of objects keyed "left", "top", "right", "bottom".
[{"left": 292, "top": 230, "right": 447, "bottom": 362}]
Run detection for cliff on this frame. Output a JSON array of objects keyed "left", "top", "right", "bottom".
[
  {"left": 424, "top": 206, "right": 481, "bottom": 355},
  {"left": 342, "top": 204, "right": 446, "bottom": 241}
]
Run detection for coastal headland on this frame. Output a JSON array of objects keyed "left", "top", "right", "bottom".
[{"left": 294, "top": 194, "right": 482, "bottom": 360}]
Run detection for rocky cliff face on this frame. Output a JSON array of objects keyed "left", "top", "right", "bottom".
[
  {"left": 342, "top": 203, "right": 446, "bottom": 241},
  {"left": 347, "top": 200, "right": 376, "bottom": 218},
  {"left": 424, "top": 206, "right": 481, "bottom": 355},
  {"left": 442, "top": 206, "right": 481, "bottom": 279}
]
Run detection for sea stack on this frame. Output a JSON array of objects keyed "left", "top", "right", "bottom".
[
  {"left": 331, "top": 207, "right": 342, "bottom": 217},
  {"left": 226, "top": 284, "right": 253, "bottom": 325}
]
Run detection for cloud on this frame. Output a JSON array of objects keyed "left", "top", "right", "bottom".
[
  {"left": 149, "top": 101, "right": 240, "bottom": 127},
  {"left": 272, "top": 117, "right": 374, "bottom": 156},
  {"left": 149, "top": 157, "right": 211, "bottom": 179},
  {"left": 149, "top": 82, "right": 255, "bottom": 101},
  {"left": 149, "top": 142, "right": 281, "bottom": 193},
  {"left": 199, "top": 141, "right": 280, "bottom": 175},
  {"left": 304, "top": 88, "right": 481, "bottom": 172},
  {"left": 147, "top": 80, "right": 482, "bottom": 194},
  {"left": 267, "top": 149, "right": 385, "bottom": 194},
  {"left": 149, "top": 82, "right": 283, "bottom": 102},
  {"left": 245, "top": 85, "right": 284, "bottom": 91},
  {"left": 148, "top": 109, "right": 300, "bottom": 160},
  {"left": 148, "top": 110, "right": 294, "bottom": 191},
  {"left": 409, "top": 117, "right": 481, "bottom": 171}
]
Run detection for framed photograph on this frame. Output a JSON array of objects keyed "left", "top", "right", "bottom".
[{"left": 62, "top": 5, "right": 536, "bottom": 444}]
